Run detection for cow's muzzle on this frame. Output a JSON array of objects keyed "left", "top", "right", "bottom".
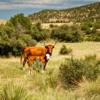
[{"left": 46, "top": 54, "right": 50, "bottom": 60}]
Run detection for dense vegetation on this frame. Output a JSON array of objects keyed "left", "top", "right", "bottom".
[
  {"left": 0, "top": 2, "right": 100, "bottom": 57},
  {"left": 28, "top": 2, "right": 100, "bottom": 23},
  {"left": 59, "top": 54, "right": 100, "bottom": 88},
  {"left": 0, "top": 14, "right": 50, "bottom": 57},
  {"left": 51, "top": 24, "right": 84, "bottom": 42},
  {"left": 0, "top": 14, "right": 100, "bottom": 57}
]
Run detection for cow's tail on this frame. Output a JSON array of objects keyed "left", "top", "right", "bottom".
[
  {"left": 20, "top": 54, "right": 23, "bottom": 65},
  {"left": 20, "top": 49, "right": 23, "bottom": 65}
]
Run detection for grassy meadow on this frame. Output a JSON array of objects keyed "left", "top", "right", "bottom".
[{"left": 0, "top": 42, "right": 100, "bottom": 100}]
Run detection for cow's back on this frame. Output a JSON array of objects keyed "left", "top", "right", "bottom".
[{"left": 24, "top": 46, "right": 47, "bottom": 57}]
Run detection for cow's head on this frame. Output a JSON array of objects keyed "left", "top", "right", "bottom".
[
  {"left": 45, "top": 44, "right": 54, "bottom": 56},
  {"left": 44, "top": 41, "right": 57, "bottom": 56}
]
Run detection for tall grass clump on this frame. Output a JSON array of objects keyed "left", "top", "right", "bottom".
[
  {"left": 59, "top": 54, "right": 100, "bottom": 88},
  {"left": 84, "top": 54, "right": 100, "bottom": 80},
  {"left": 0, "top": 82, "right": 32, "bottom": 100},
  {"left": 31, "top": 89, "right": 78, "bottom": 100},
  {"left": 29, "top": 68, "right": 58, "bottom": 92},
  {"left": 77, "top": 77, "right": 100, "bottom": 100}
]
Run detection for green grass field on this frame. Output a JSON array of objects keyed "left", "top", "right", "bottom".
[{"left": 0, "top": 42, "right": 100, "bottom": 100}]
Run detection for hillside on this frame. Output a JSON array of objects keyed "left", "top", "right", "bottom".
[
  {"left": 28, "top": 2, "right": 100, "bottom": 23},
  {"left": 0, "top": 19, "right": 7, "bottom": 24}
]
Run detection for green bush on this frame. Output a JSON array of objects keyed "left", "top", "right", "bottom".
[
  {"left": 10, "top": 13, "right": 31, "bottom": 30},
  {"left": 85, "top": 28, "right": 92, "bottom": 34},
  {"left": 59, "top": 45, "right": 72, "bottom": 55},
  {"left": 94, "top": 36, "right": 100, "bottom": 42},
  {"left": 0, "top": 27, "right": 37, "bottom": 57},
  {"left": 86, "top": 35, "right": 100, "bottom": 42},
  {"left": 94, "top": 23, "right": 100, "bottom": 29},
  {"left": 59, "top": 57, "right": 84, "bottom": 88},
  {"left": 51, "top": 24, "right": 84, "bottom": 42},
  {"left": 59, "top": 55, "right": 100, "bottom": 88},
  {"left": 49, "top": 24, "right": 54, "bottom": 28},
  {"left": 0, "top": 14, "right": 37, "bottom": 57},
  {"left": 81, "top": 25, "right": 89, "bottom": 31},
  {"left": 32, "top": 58, "right": 43, "bottom": 72},
  {"left": 31, "top": 23, "right": 50, "bottom": 41}
]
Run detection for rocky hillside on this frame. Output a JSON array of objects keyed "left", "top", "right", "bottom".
[{"left": 28, "top": 2, "right": 100, "bottom": 23}]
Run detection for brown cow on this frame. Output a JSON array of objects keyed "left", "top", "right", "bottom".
[{"left": 20, "top": 44, "right": 55, "bottom": 74}]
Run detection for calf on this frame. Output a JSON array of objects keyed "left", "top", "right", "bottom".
[{"left": 27, "top": 54, "right": 50, "bottom": 74}]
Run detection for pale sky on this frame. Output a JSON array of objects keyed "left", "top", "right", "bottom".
[{"left": 0, "top": 0, "right": 100, "bottom": 20}]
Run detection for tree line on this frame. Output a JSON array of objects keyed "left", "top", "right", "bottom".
[{"left": 0, "top": 13, "right": 100, "bottom": 57}]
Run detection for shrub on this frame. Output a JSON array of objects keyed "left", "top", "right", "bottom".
[
  {"left": 81, "top": 25, "right": 89, "bottom": 31},
  {"left": 59, "top": 45, "right": 72, "bottom": 55},
  {"left": 10, "top": 13, "right": 31, "bottom": 30},
  {"left": 86, "top": 36, "right": 100, "bottom": 42},
  {"left": 51, "top": 24, "right": 84, "bottom": 42},
  {"left": 31, "top": 24, "right": 50, "bottom": 41},
  {"left": 49, "top": 24, "right": 54, "bottom": 28},
  {"left": 59, "top": 57, "right": 84, "bottom": 88},
  {"left": 94, "top": 36, "right": 100, "bottom": 42},
  {"left": 32, "top": 58, "right": 43, "bottom": 72},
  {"left": 94, "top": 23, "right": 100, "bottom": 29},
  {"left": 85, "top": 28, "right": 92, "bottom": 34},
  {"left": 59, "top": 55, "right": 100, "bottom": 88},
  {"left": 0, "top": 14, "right": 37, "bottom": 57}
]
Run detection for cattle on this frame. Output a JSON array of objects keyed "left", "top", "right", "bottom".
[
  {"left": 27, "top": 55, "right": 49, "bottom": 74},
  {"left": 20, "top": 44, "right": 56, "bottom": 74}
]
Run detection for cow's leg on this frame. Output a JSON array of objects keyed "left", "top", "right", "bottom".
[
  {"left": 22, "top": 59, "right": 26, "bottom": 70},
  {"left": 43, "top": 64, "right": 46, "bottom": 70},
  {"left": 27, "top": 59, "right": 33, "bottom": 75},
  {"left": 43, "top": 60, "right": 47, "bottom": 71},
  {"left": 41, "top": 58, "right": 48, "bottom": 71},
  {"left": 41, "top": 59, "right": 45, "bottom": 71}
]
